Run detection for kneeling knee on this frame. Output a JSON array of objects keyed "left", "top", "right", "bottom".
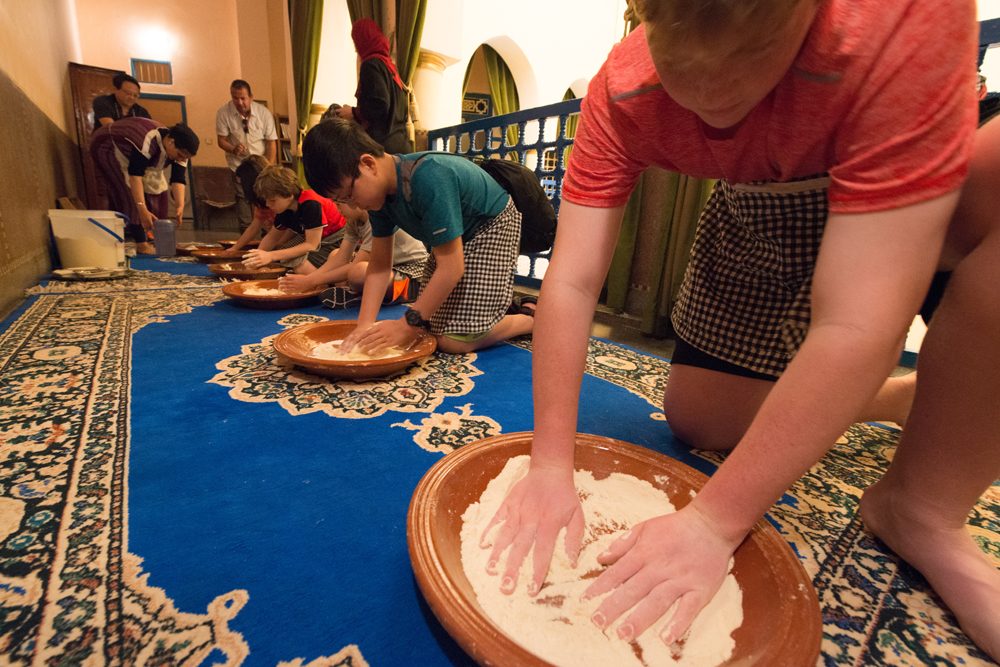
[{"left": 663, "top": 405, "right": 740, "bottom": 452}]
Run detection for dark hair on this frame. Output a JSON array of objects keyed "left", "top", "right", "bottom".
[
  {"left": 302, "top": 118, "right": 385, "bottom": 197},
  {"left": 320, "top": 103, "right": 342, "bottom": 122},
  {"left": 167, "top": 124, "right": 200, "bottom": 156},
  {"left": 230, "top": 79, "right": 253, "bottom": 96},
  {"left": 235, "top": 155, "right": 270, "bottom": 207},
  {"left": 113, "top": 72, "right": 140, "bottom": 90}
]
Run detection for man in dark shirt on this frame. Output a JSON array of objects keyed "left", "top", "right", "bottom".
[{"left": 92, "top": 72, "right": 151, "bottom": 128}]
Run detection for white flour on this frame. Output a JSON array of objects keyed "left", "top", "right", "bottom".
[
  {"left": 242, "top": 286, "right": 286, "bottom": 296},
  {"left": 309, "top": 340, "right": 404, "bottom": 361},
  {"left": 460, "top": 456, "right": 742, "bottom": 666}
]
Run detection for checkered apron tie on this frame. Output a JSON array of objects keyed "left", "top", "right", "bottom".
[{"left": 671, "top": 176, "right": 830, "bottom": 377}]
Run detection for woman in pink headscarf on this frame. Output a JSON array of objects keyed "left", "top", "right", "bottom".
[{"left": 336, "top": 18, "right": 410, "bottom": 153}]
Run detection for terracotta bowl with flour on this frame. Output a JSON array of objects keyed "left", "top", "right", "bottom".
[
  {"left": 175, "top": 242, "right": 221, "bottom": 256},
  {"left": 408, "top": 432, "right": 822, "bottom": 666},
  {"left": 207, "top": 262, "right": 287, "bottom": 281},
  {"left": 218, "top": 239, "right": 259, "bottom": 250},
  {"left": 191, "top": 248, "right": 246, "bottom": 264},
  {"left": 221, "top": 279, "right": 323, "bottom": 309},
  {"left": 272, "top": 319, "right": 437, "bottom": 379}
]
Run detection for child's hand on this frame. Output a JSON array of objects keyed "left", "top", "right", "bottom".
[
  {"left": 481, "top": 463, "right": 584, "bottom": 597},
  {"left": 278, "top": 273, "right": 313, "bottom": 292},
  {"left": 242, "top": 249, "right": 273, "bottom": 268},
  {"left": 582, "top": 505, "right": 739, "bottom": 645},
  {"left": 353, "top": 318, "right": 418, "bottom": 355}
]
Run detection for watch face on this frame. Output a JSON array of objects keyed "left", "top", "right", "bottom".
[{"left": 405, "top": 308, "right": 428, "bottom": 329}]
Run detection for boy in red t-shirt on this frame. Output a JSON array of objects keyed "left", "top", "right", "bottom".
[
  {"left": 243, "top": 165, "right": 346, "bottom": 273},
  {"left": 484, "top": 0, "right": 999, "bottom": 659}
]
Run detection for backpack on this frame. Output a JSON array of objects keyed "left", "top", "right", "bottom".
[{"left": 400, "top": 153, "right": 557, "bottom": 254}]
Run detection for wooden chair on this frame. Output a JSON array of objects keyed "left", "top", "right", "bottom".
[{"left": 191, "top": 166, "right": 238, "bottom": 231}]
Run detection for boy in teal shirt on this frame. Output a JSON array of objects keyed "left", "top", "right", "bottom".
[{"left": 301, "top": 118, "right": 535, "bottom": 353}]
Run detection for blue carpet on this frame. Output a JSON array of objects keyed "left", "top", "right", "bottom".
[{"left": 2, "top": 264, "right": 996, "bottom": 666}]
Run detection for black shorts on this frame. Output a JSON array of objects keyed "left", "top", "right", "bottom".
[{"left": 671, "top": 334, "right": 779, "bottom": 382}]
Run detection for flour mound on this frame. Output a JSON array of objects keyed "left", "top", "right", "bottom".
[
  {"left": 460, "top": 455, "right": 742, "bottom": 666},
  {"left": 242, "top": 286, "right": 286, "bottom": 296},
  {"left": 309, "top": 340, "right": 404, "bottom": 361}
]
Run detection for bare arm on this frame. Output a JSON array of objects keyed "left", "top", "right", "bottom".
[
  {"left": 262, "top": 226, "right": 322, "bottom": 262},
  {"left": 170, "top": 182, "right": 185, "bottom": 227},
  {"left": 485, "top": 201, "right": 625, "bottom": 592},
  {"left": 585, "top": 191, "right": 958, "bottom": 643},
  {"left": 128, "top": 175, "right": 155, "bottom": 230},
  {"left": 231, "top": 211, "right": 265, "bottom": 252},
  {"left": 409, "top": 237, "right": 464, "bottom": 322},
  {"left": 217, "top": 134, "right": 247, "bottom": 157},
  {"left": 353, "top": 235, "right": 396, "bottom": 329},
  {"left": 264, "top": 139, "right": 277, "bottom": 164},
  {"left": 283, "top": 238, "right": 361, "bottom": 290}
]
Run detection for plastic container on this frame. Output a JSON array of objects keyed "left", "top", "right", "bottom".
[
  {"left": 153, "top": 219, "right": 177, "bottom": 257},
  {"left": 48, "top": 209, "right": 127, "bottom": 270}
]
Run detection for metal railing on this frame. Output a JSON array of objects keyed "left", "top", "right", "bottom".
[{"left": 427, "top": 98, "right": 582, "bottom": 285}]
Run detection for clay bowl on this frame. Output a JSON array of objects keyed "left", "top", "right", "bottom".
[
  {"left": 221, "top": 279, "right": 324, "bottom": 309},
  {"left": 218, "top": 239, "right": 259, "bottom": 250},
  {"left": 408, "top": 432, "right": 822, "bottom": 667},
  {"left": 272, "top": 319, "right": 436, "bottom": 379},
  {"left": 191, "top": 247, "right": 247, "bottom": 264},
  {"left": 175, "top": 242, "right": 221, "bottom": 256},
  {"left": 207, "top": 262, "right": 287, "bottom": 281}
]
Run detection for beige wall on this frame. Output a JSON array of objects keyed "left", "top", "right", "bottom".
[
  {"left": 0, "top": 0, "right": 80, "bottom": 133},
  {"left": 75, "top": 0, "right": 243, "bottom": 168},
  {"left": 0, "top": 0, "right": 82, "bottom": 318},
  {"left": 237, "top": 0, "right": 274, "bottom": 110}
]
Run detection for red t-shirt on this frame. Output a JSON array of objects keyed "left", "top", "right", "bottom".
[
  {"left": 280, "top": 190, "right": 346, "bottom": 237},
  {"left": 563, "top": 0, "right": 978, "bottom": 215}
]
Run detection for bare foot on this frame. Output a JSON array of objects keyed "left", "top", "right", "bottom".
[
  {"left": 136, "top": 242, "right": 156, "bottom": 255},
  {"left": 863, "top": 372, "right": 917, "bottom": 427},
  {"left": 860, "top": 480, "right": 1000, "bottom": 660}
]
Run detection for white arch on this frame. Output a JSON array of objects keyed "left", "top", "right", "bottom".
[{"left": 477, "top": 35, "right": 541, "bottom": 109}]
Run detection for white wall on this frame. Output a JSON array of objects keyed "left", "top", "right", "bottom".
[
  {"left": 981, "top": 1, "right": 1000, "bottom": 92},
  {"left": 312, "top": 1, "right": 358, "bottom": 112},
  {"left": 312, "top": 0, "right": 628, "bottom": 129}
]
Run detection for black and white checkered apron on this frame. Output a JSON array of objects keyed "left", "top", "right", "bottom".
[
  {"left": 671, "top": 176, "right": 829, "bottom": 377},
  {"left": 394, "top": 258, "right": 427, "bottom": 282},
  {"left": 423, "top": 196, "right": 521, "bottom": 337}
]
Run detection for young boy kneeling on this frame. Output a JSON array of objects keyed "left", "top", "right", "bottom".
[
  {"left": 279, "top": 201, "right": 428, "bottom": 305},
  {"left": 243, "top": 165, "right": 346, "bottom": 274},
  {"left": 301, "top": 118, "right": 534, "bottom": 354}
]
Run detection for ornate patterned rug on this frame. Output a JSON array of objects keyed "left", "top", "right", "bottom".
[{"left": 1, "top": 260, "right": 997, "bottom": 666}]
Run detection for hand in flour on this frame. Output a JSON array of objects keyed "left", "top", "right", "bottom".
[
  {"left": 482, "top": 465, "right": 585, "bottom": 597},
  {"left": 345, "top": 319, "right": 416, "bottom": 355},
  {"left": 583, "top": 505, "right": 738, "bottom": 645},
  {"left": 243, "top": 249, "right": 273, "bottom": 268},
  {"left": 278, "top": 273, "right": 314, "bottom": 292}
]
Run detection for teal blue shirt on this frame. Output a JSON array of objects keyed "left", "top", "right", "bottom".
[{"left": 369, "top": 153, "right": 508, "bottom": 247}]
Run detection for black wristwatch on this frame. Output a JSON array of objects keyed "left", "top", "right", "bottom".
[{"left": 404, "top": 307, "right": 431, "bottom": 331}]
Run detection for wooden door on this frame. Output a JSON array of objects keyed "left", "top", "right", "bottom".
[{"left": 68, "top": 62, "right": 118, "bottom": 209}]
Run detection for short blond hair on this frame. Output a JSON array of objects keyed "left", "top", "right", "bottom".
[
  {"left": 254, "top": 165, "right": 302, "bottom": 199},
  {"left": 633, "top": 0, "right": 807, "bottom": 45}
]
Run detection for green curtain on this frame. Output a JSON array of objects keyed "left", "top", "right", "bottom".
[
  {"left": 604, "top": 4, "right": 713, "bottom": 335},
  {"left": 562, "top": 88, "right": 578, "bottom": 166},
  {"left": 346, "top": 0, "right": 380, "bottom": 22},
  {"left": 289, "top": 0, "right": 324, "bottom": 177},
  {"left": 395, "top": 1, "right": 426, "bottom": 87},
  {"left": 482, "top": 45, "right": 520, "bottom": 155}
]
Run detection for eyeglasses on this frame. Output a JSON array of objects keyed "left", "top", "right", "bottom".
[
  {"left": 332, "top": 175, "right": 357, "bottom": 204},
  {"left": 241, "top": 118, "right": 250, "bottom": 133}
]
